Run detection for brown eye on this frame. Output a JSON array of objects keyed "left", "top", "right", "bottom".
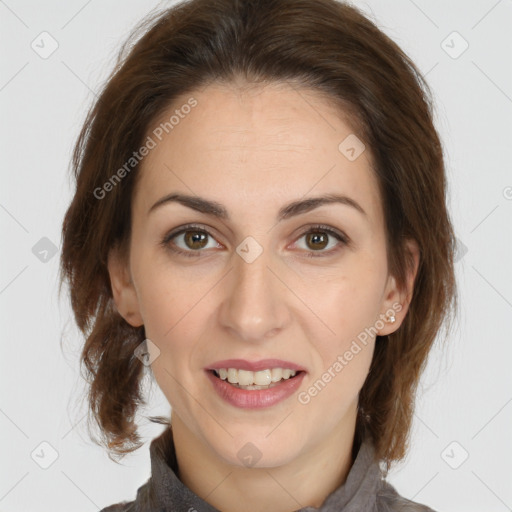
[
  {"left": 162, "top": 223, "right": 348, "bottom": 259},
  {"left": 305, "top": 232, "right": 329, "bottom": 251},
  {"left": 294, "top": 225, "right": 348, "bottom": 258},
  {"left": 183, "top": 230, "right": 209, "bottom": 250},
  {"left": 161, "top": 224, "right": 221, "bottom": 257}
]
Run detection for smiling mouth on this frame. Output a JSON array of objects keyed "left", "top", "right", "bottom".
[{"left": 209, "top": 368, "right": 305, "bottom": 390}]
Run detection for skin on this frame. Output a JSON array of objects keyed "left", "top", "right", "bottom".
[{"left": 108, "top": 80, "right": 419, "bottom": 512}]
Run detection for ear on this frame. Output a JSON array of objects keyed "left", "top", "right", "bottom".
[
  {"left": 107, "top": 245, "right": 144, "bottom": 328},
  {"left": 377, "top": 239, "right": 420, "bottom": 336}
]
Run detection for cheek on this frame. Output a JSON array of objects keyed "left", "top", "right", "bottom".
[
  {"left": 136, "top": 266, "right": 205, "bottom": 411},
  {"left": 299, "top": 260, "right": 385, "bottom": 400},
  {"left": 131, "top": 249, "right": 201, "bottom": 336},
  {"left": 300, "top": 341, "right": 374, "bottom": 419},
  {"left": 301, "top": 274, "right": 380, "bottom": 408},
  {"left": 131, "top": 253, "right": 218, "bottom": 382},
  {"left": 306, "top": 261, "right": 386, "bottom": 341}
]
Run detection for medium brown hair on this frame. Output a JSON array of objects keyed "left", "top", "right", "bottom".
[{"left": 59, "top": 0, "right": 457, "bottom": 469}]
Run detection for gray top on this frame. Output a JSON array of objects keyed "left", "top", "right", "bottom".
[{"left": 101, "top": 427, "right": 437, "bottom": 511}]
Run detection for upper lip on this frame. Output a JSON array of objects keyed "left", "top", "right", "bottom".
[{"left": 205, "top": 359, "right": 307, "bottom": 372}]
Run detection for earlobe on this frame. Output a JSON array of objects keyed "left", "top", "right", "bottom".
[
  {"left": 378, "top": 239, "right": 420, "bottom": 336},
  {"left": 107, "top": 246, "right": 144, "bottom": 327}
]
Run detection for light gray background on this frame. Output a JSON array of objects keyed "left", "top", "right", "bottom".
[{"left": 1, "top": 0, "right": 511, "bottom": 511}]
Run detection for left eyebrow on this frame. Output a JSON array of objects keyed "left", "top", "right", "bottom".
[{"left": 148, "top": 192, "right": 367, "bottom": 221}]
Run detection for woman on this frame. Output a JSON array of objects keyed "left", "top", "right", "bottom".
[{"left": 59, "top": 0, "right": 457, "bottom": 510}]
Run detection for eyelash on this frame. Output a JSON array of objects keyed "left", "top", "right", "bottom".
[{"left": 160, "top": 223, "right": 349, "bottom": 259}]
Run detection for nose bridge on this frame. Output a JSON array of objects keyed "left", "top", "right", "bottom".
[{"left": 219, "top": 238, "right": 290, "bottom": 341}]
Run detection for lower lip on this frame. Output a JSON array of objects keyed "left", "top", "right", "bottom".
[{"left": 205, "top": 370, "right": 306, "bottom": 409}]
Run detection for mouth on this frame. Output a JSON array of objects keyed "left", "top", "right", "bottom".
[
  {"left": 208, "top": 368, "right": 305, "bottom": 391},
  {"left": 204, "top": 358, "right": 307, "bottom": 408}
]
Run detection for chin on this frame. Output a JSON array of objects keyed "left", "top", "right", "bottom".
[{"left": 206, "top": 428, "right": 303, "bottom": 469}]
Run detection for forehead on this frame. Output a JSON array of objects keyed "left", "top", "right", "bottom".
[{"left": 134, "top": 82, "right": 382, "bottom": 224}]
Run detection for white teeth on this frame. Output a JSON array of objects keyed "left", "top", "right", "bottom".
[
  {"left": 282, "top": 369, "right": 293, "bottom": 379},
  {"left": 254, "top": 370, "right": 272, "bottom": 386},
  {"left": 227, "top": 368, "right": 238, "bottom": 384},
  {"left": 214, "top": 367, "right": 297, "bottom": 386},
  {"left": 271, "top": 368, "right": 283, "bottom": 382},
  {"left": 238, "top": 370, "right": 254, "bottom": 386}
]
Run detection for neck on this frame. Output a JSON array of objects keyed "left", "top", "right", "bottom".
[{"left": 170, "top": 414, "right": 357, "bottom": 512}]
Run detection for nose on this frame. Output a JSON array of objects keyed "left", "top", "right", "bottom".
[{"left": 218, "top": 242, "right": 292, "bottom": 343}]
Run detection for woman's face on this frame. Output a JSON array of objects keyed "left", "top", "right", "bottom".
[{"left": 109, "top": 81, "right": 410, "bottom": 467}]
